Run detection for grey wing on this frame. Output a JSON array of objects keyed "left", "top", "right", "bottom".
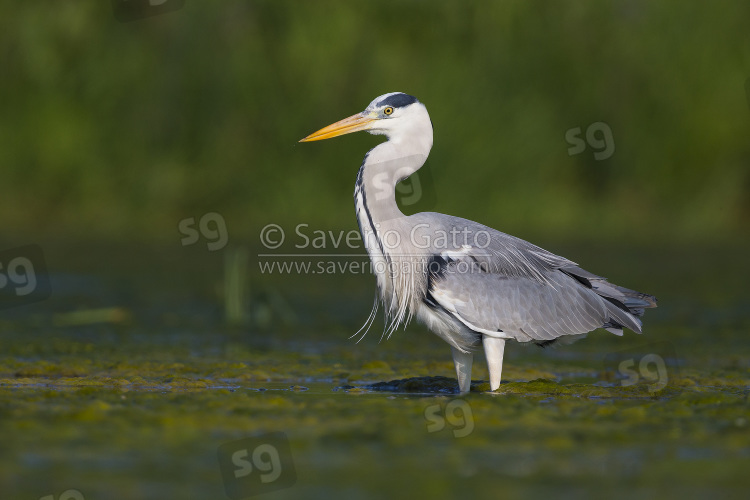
[
  {"left": 414, "top": 214, "right": 656, "bottom": 342},
  {"left": 411, "top": 213, "right": 577, "bottom": 283},
  {"left": 428, "top": 266, "right": 612, "bottom": 342}
]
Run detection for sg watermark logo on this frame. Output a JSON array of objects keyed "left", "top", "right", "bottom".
[
  {"left": 112, "top": 0, "right": 185, "bottom": 22},
  {"left": 395, "top": 168, "right": 435, "bottom": 211},
  {"left": 424, "top": 399, "right": 474, "bottom": 438},
  {"left": 179, "top": 212, "right": 228, "bottom": 251},
  {"left": 217, "top": 432, "right": 296, "bottom": 499},
  {"left": 603, "top": 342, "right": 680, "bottom": 394},
  {"left": 39, "top": 490, "right": 84, "bottom": 500},
  {"left": 0, "top": 245, "right": 51, "bottom": 310},
  {"left": 565, "top": 122, "right": 615, "bottom": 160},
  {"left": 365, "top": 155, "right": 437, "bottom": 220}
]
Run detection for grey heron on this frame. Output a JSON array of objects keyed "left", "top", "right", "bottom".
[{"left": 300, "top": 92, "right": 657, "bottom": 393}]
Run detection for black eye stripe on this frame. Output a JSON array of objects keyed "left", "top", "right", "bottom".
[{"left": 379, "top": 93, "right": 418, "bottom": 109}]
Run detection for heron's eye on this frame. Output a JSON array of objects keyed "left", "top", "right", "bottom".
[{"left": 383, "top": 107, "right": 394, "bottom": 116}]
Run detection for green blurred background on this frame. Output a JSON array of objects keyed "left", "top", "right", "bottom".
[{"left": 2, "top": 0, "right": 748, "bottom": 246}]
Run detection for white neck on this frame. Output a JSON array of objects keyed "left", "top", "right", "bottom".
[
  {"left": 351, "top": 102, "right": 434, "bottom": 335},
  {"left": 357, "top": 103, "right": 433, "bottom": 224}
]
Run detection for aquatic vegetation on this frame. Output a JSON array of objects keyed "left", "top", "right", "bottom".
[{"left": 1, "top": 317, "right": 748, "bottom": 499}]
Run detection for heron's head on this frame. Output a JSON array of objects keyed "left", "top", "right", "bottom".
[{"left": 300, "top": 92, "right": 432, "bottom": 145}]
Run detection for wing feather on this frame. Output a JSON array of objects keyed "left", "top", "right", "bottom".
[{"left": 411, "top": 213, "right": 656, "bottom": 342}]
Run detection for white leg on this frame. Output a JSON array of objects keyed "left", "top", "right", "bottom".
[
  {"left": 483, "top": 335, "right": 506, "bottom": 391},
  {"left": 451, "top": 347, "right": 473, "bottom": 394}
]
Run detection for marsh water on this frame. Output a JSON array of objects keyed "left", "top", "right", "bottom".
[{"left": 1, "top": 239, "right": 748, "bottom": 499}]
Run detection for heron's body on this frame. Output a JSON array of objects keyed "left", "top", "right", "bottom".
[{"left": 301, "top": 92, "right": 657, "bottom": 393}]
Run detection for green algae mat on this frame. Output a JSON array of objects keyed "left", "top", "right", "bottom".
[{"left": 1, "top": 243, "right": 749, "bottom": 499}]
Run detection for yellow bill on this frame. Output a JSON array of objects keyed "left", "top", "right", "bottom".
[{"left": 299, "top": 113, "right": 377, "bottom": 142}]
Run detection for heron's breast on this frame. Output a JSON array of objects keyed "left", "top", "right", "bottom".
[{"left": 354, "top": 188, "right": 390, "bottom": 295}]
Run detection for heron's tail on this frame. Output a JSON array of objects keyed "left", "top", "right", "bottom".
[
  {"left": 594, "top": 281, "right": 657, "bottom": 334},
  {"left": 561, "top": 265, "right": 657, "bottom": 335}
]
